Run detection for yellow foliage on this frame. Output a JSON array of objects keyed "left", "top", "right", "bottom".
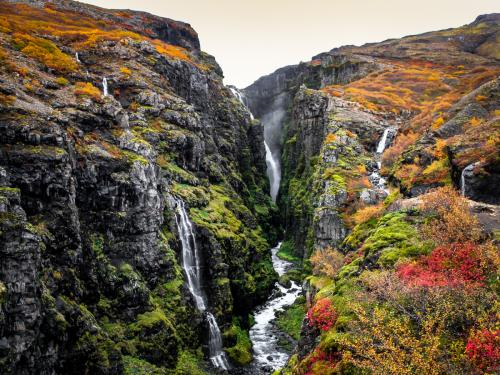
[
  {"left": 325, "top": 133, "right": 337, "bottom": 143},
  {"left": 475, "top": 94, "right": 488, "bottom": 102},
  {"left": 74, "top": 82, "right": 101, "bottom": 101},
  {"left": 120, "top": 67, "right": 132, "bottom": 76},
  {"left": 468, "top": 117, "right": 482, "bottom": 127},
  {"left": 431, "top": 116, "right": 445, "bottom": 130},
  {"left": 12, "top": 33, "right": 77, "bottom": 73},
  {"left": 55, "top": 77, "right": 69, "bottom": 86},
  {"left": 351, "top": 203, "right": 385, "bottom": 225},
  {"left": 310, "top": 247, "right": 344, "bottom": 278}
]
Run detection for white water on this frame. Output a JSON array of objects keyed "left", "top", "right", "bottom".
[
  {"left": 249, "top": 243, "right": 302, "bottom": 372},
  {"left": 265, "top": 141, "right": 281, "bottom": 202},
  {"left": 376, "top": 128, "right": 390, "bottom": 153},
  {"left": 102, "top": 77, "right": 109, "bottom": 97},
  {"left": 174, "top": 199, "right": 230, "bottom": 370},
  {"left": 370, "top": 128, "right": 395, "bottom": 193},
  {"left": 460, "top": 163, "right": 476, "bottom": 197},
  {"left": 75, "top": 52, "right": 81, "bottom": 63},
  {"left": 230, "top": 86, "right": 254, "bottom": 120}
]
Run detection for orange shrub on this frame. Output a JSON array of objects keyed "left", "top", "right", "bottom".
[
  {"left": 325, "top": 133, "right": 337, "bottom": 143},
  {"left": 12, "top": 33, "right": 77, "bottom": 73},
  {"left": 74, "top": 82, "right": 101, "bottom": 101},
  {"left": 420, "top": 186, "right": 481, "bottom": 245},
  {"left": 310, "top": 247, "right": 344, "bottom": 278},
  {"left": 351, "top": 202, "right": 385, "bottom": 225},
  {"left": 381, "top": 131, "right": 419, "bottom": 173}
]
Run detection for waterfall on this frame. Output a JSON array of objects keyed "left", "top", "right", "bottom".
[
  {"left": 174, "top": 198, "right": 230, "bottom": 370},
  {"left": 460, "top": 163, "right": 476, "bottom": 197},
  {"left": 376, "top": 128, "right": 390, "bottom": 153},
  {"left": 265, "top": 141, "right": 281, "bottom": 202},
  {"left": 75, "top": 52, "right": 80, "bottom": 63},
  {"left": 230, "top": 86, "right": 254, "bottom": 120},
  {"left": 207, "top": 313, "right": 230, "bottom": 369},
  {"left": 102, "top": 77, "right": 108, "bottom": 97}
]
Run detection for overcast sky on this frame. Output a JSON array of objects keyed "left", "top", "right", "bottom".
[{"left": 80, "top": 0, "right": 499, "bottom": 88}]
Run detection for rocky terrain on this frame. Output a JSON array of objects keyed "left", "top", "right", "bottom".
[{"left": 0, "top": 1, "right": 499, "bottom": 374}]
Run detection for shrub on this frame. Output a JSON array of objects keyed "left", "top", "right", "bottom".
[
  {"left": 120, "top": 67, "right": 132, "bottom": 77},
  {"left": 55, "top": 76, "right": 69, "bottom": 86},
  {"left": 397, "top": 242, "right": 487, "bottom": 287},
  {"left": 310, "top": 247, "right": 344, "bottom": 278},
  {"left": 465, "top": 329, "right": 500, "bottom": 372},
  {"left": 307, "top": 298, "right": 337, "bottom": 331},
  {"left": 12, "top": 33, "right": 77, "bottom": 73},
  {"left": 420, "top": 186, "right": 481, "bottom": 245},
  {"left": 74, "top": 82, "right": 101, "bottom": 101},
  {"left": 351, "top": 202, "right": 385, "bottom": 226}
]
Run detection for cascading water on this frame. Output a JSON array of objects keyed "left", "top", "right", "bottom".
[
  {"left": 460, "top": 163, "right": 476, "bottom": 197},
  {"left": 75, "top": 52, "right": 81, "bottom": 63},
  {"left": 370, "top": 127, "right": 396, "bottom": 193},
  {"left": 102, "top": 77, "right": 109, "bottom": 97},
  {"left": 174, "top": 198, "right": 230, "bottom": 370},
  {"left": 248, "top": 243, "right": 301, "bottom": 373},
  {"left": 264, "top": 141, "right": 281, "bottom": 202},
  {"left": 229, "top": 86, "right": 284, "bottom": 202}
]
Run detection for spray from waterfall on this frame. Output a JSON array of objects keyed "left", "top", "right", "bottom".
[{"left": 174, "top": 198, "right": 230, "bottom": 370}]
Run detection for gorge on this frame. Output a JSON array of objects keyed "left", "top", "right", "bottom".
[{"left": 0, "top": 1, "right": 499, "bottom": 375}]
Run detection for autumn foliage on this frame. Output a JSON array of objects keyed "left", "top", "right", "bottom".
[
  {"left": 465, "top": 329, "right": 500, "bottom": 372},
  {"left": 307, "top": 298, "right": 337, "bottom": 331},
  {"left": 310, "top": 247, "right": 344, "bottom": 278},
  {"left": 74, "top": 82, "right": 101, "bottom": 101},
  {"left": 397, "top": 243, "right": 487, "bottom": 287}
]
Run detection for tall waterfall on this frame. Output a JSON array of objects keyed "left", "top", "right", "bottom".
[
  {"left": 174, "top": 198, "right": 230, "bottom": 370},
  {"left": 370, "top": 127, "right": 396, "bottom": 193},
  {"left": 102, "top": 77, "right": 109, "bottom": 97},
  {"left": 265, "top": 141, "right": 281, "bottom": 202}
]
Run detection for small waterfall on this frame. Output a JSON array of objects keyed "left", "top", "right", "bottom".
[
  {"left": 229, "top": 86, "right": 254, "bottom": 120},
  {"left": 75, "top": 52, "right": 81, "bottom": 63},
  {"left": 376, "top": 128, "right": 390, "bottom": 153},
  {"left": 265, "top": 141, "right": 281, "bottom": 202},
  {"left": 207, "top": 313, "right": 231, "bottom": 369},
  {"left": 174, "top": 198, "right": 229, "bottom": 370},
  {"left": 102, "top": 77, "right": 109, "bottom": 97},
  {"left": 460, "top": 163, "right": 476, "bottom": 197}
]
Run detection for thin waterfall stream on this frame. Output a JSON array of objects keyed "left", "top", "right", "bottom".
[{"left": 174, "top": 198, "right": 230, "bottom": 370}]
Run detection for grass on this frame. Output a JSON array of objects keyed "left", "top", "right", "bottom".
[{"left": 276, "top": 296, "right": 306, "bottom": 340}]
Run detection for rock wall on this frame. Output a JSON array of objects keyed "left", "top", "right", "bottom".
[{"left": 0, "top": 1, "right": 275, "bottom": 373}]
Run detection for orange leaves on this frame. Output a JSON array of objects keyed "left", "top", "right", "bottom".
[
  {"left": 12, "top": 33, "right": 77, "bottom": 73},
  {"left": 310, "top": 247, "right": 344, "bottom": 278},
  {"left": 307, "top": 298, "right": 337, "bottom": 331},
  {"left": 74, "top": 82, "right": 101, "bottom": 101},
  {"left": 120, "top": 67, "right": 132, "bottom": 77},
  {"left": 325, "top": 133, "right": 337, "bottom": 143},
  {"left": 351, "top": 202, "right": 385, "bottom": 226}
]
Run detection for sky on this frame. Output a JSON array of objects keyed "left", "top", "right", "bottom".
[{"left": 80, "top": 0, "right": 499, "bottom": 88}]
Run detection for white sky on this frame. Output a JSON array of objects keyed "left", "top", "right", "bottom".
[{"left": 80, "top": 0, "right": 499, "bottom": 88}]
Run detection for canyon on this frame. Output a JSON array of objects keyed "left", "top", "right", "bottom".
[{"left": 0, "top": 1, "right": 498, "bottom": 374}]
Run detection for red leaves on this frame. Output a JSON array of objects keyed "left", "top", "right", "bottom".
[
  {"left": 307, "top": 298, "right": 337, "bottom": 331},
  {"left": 304, "top": 348, "right": 339, "bottom": 375},
  {"left": 466, "top": 329, "right": 500, "bottom": 372},
  {"left": 397, "top": 242, "right": 486, "bottom": 288}
]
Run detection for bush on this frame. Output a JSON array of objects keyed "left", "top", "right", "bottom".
[
  {"left": 310, "top": 247, "right": 344, "bottom": 278},
  {"left": 74, "top": 82, "right": 101, "bottom": 101},
  {"left": 420, "top": 186, "right": 481, "bottom": 245},
  {"left": 465, "top": 329, "right": 500, "bottom": 372},
  {"left": 307, "top": 298, "right": 337, "bottom": 331},
  {"left": 397, "top": 242, "right": 487, "bottom": 288}
]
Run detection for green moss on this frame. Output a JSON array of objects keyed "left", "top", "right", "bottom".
[
  {"left": 277, "top": 240, "right": 302, "bottom": 263},
  {"left": 276, "top": 296, "right": 306, "bottom": 340},
  {"left": 123, "top": 150, "right": 148, "bottom": 166},
  {"left": 172, "top": 350, "right": 208, "bottom": 375},
  {"left": 224, "top": 318, "right": 253, "bottom": 365},
  {"left": 123, "top": 356, "right": 167, "bottom": 375},
  {"left": 0, "top": 282, "right": 6, "bottom": 305},
  {"left": 130, "top": 308, "right": 169, "bottom": 332},
  {"left": 361, "top": 212, "right": 431, "bottom": 266}
]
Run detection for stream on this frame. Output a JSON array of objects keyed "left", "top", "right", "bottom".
[{"left": 245, "top": 243, "right": 302, "bottom": 374}]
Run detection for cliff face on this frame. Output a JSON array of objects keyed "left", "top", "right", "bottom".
[{"left": 0, "top": 0, "right": 275, "bottom": 373}]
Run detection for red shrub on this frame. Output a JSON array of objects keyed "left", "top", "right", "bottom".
[
  {"left": 397, "top": 242, "right": 485, "bottom": 287},
  {"left": 307, "top": 298, "right": 337, "bottom": 331},
  {"left": 305, "top": 348, "right": 339, "bottom": 375},
  {"left": 465, "top": 329, "right": 500, "bottom": 372}
]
